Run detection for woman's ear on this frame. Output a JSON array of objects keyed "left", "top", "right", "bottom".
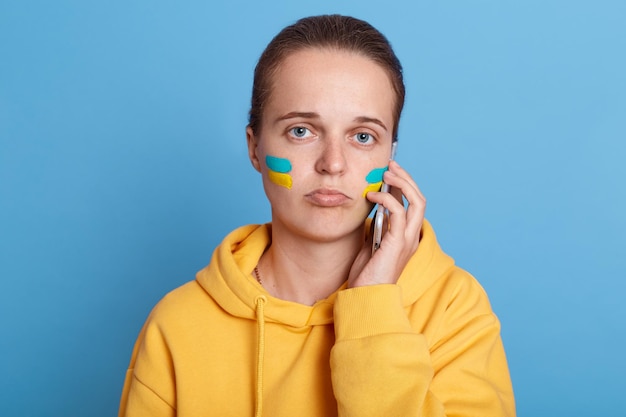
[{"left": 246, "top": 126, "right": 262, "bottom": 172}]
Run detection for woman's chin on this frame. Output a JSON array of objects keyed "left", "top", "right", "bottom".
[{"left": 274, "top": 215, "right": 367, "bottom": 245}]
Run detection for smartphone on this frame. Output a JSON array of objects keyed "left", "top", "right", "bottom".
[{"left": 371, "top": 140, "right": 398, "bottom": 255}]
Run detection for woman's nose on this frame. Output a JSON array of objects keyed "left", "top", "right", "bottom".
[{"left": 314, "top": 137, "right": 347, "bottom": 175}]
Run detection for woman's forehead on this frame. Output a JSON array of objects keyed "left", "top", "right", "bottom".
[{"left": 264, "top": 49, "right": 395, "bottom": 123}]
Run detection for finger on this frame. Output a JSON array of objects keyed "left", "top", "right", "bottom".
[
  {"left": 385, "top": 162, "right": 426, "bottom": 214},
  {"left": 365, "top": 190, "right": 406, "bottom": 245},
  {"left": 376, "top": 191, "right": 408, "bottom": 243},
  {"left": 383, "top": 169, "right": 421, "bottom": 216},
  {"left": 369, "top": 162, "right": 425, "bottom": 249},
  {"left": 383, "top": 162, "right": 425, "bottom": 245},
  {"left": 387, "top": 161, "right": 425, "bottom": 202},
  {"left": 366, "top": 189, "right": 405, "bottom": 215}
]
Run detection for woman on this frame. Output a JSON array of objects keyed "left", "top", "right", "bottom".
[{"left": 119, "top": 15, "right": 515, "bottom": 417}]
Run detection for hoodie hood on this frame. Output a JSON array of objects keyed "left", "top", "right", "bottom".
[{"left": 196, "top": 219, "right": 455, "bottom": 327}]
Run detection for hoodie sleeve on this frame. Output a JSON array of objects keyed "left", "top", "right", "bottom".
[
  {"left": 330, "top": 283, "right": 515, "bottom": 417},
  {"left": 118, "top": 316, "right": 177, "bottom": 417}
]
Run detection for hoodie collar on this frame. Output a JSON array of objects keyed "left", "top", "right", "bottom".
[{"left": 196, "top": 219, "right": 453, "bottom": 327}]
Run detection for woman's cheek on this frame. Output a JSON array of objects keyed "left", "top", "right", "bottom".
[{"left": 265, "top": 155, "right": 293, "bottom": 189}]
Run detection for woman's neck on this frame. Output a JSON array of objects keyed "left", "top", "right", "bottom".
[{"left": 257, "top": 222, "right": 364, "bottom": 305}]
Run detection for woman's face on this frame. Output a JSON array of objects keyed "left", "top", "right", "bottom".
[{"left": 247, "top": 48, "right": 396, "bottom": 243}]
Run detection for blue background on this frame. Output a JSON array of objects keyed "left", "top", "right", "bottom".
[{"left": 1, "top": 1, "right": 624, "bottom": 416}]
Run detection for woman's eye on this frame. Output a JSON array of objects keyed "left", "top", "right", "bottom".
[
  {"left": 354, "top": 132, "right": 374, "bottom": 144},
  {"left": 290, "top": 127, "right": 310, "bottom": 138}
]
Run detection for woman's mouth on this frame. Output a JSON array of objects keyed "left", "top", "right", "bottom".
[{"left": 305, "top": 188, "right": 351, "bottom": 207}]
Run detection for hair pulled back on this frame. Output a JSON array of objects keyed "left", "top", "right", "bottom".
[{"left": 248, "top": 14, "right": 405, "bottom": 140}]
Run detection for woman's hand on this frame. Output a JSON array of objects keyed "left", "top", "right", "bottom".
[{"left": 347, "top": 161, "right": 426, "bottom": 288}]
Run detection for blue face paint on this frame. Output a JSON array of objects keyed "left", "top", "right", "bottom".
[
  {"left": 365, "top": 167, "right": 388, "bottom": 183},
  {"left": 266, "top": 155, "right": 293, "bottom": 189},
  {"left": 265, "top": 155, "right": 292, "bottom": 173}
]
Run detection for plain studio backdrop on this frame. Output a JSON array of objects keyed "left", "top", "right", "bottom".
[{"left": 1, "top": 1, "right": 624, "bottom": 416}]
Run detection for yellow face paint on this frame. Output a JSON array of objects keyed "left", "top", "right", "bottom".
[
  {"left": 266, "top": 155, "right": 293, "bottom": 189},
  {"left": 268, "top": 170, "right": 293, "bottom": 189},
  {"left": 362, "top": 181, "right": 383, "bottom": 197}
]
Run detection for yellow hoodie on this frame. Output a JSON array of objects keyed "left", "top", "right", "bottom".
[{"left": 119, "top": 220, "right": 515, "bottom": 416}]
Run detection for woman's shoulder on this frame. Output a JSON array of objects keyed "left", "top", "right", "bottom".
[{"left": 145, "top": 280, "right": 217, "bottom": 324}]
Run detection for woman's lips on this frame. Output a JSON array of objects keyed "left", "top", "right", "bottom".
[{"left": 305, "top": 189, "right": 351, "bottom": 207}]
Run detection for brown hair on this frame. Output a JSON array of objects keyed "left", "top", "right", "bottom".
[{"left": 248, "top": 14, "right": 405, "bottom": 140}]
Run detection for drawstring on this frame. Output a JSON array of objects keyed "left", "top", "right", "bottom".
[{"left": 254, "top": 296, "right": 267, "bottom": 417}]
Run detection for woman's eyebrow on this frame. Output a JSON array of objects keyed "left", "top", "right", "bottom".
[
  {"left": 353, "top": 116, "right": 388, "bottom": 132},
  {"left": 275, "top": 111, "right": 320, "bottom": 124},
  {"left": 274, "top": 112, "right": 387, "bottom": 132}
]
